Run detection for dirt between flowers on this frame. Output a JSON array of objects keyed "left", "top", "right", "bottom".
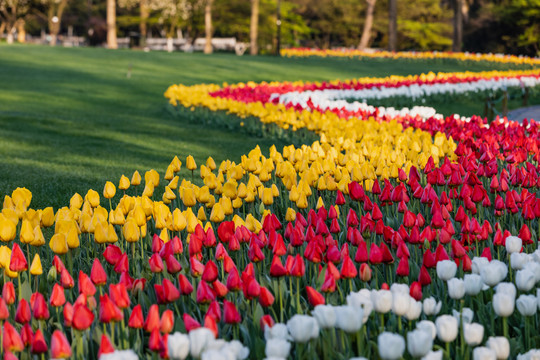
[{"left": 507, "top": 105, "right": 540, "bottom": 123}]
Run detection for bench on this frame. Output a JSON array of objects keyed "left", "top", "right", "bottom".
[{"left": 192, "top": 37, "right": 248, "bottom": 55}]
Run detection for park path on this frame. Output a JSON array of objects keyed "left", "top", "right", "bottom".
[{"left": 506, "top": 105, "right": 540, "bottom": 123}]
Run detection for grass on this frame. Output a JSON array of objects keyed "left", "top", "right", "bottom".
[{"left": 0, "top": 44, "right": 533, "bottom": 209}]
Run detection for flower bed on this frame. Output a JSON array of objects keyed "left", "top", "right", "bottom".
[{"left": 0, "top": 65, "right": 538, "bottom": 360}]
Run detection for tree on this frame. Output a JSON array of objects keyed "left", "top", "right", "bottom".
[
  {"left": 250, "top": 0, "right": 258, "bottom": 54},
  {"left": 452, "top": 0, "right": 463, "bottom": 51},
  {"left": 399, "top": 0, "right": 452, "bottom": 50},
  {"left": 358, "top": 0, "right": 376, "bottom": 49},
  {"left": 41, "top": 0, "right": 69, "bottom": 45},
  {"left": 203, "top": 0, "right": 212, "bottom": 53},
  {"left": 0, "top": 0, "right": 29, "bottom": 43},
  {"left": 106, "top": 0, "right": 117, "bottom": 48},
  {"left": 388, "top": 0, "right": 396, "bottom": 51}
]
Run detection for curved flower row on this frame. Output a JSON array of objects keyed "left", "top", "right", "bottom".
[{"left": 280, "top": 47, "right": 540, "bottom": 66}]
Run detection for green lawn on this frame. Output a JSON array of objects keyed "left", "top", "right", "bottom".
[{"left": 0, "top": 44, "right": 532, "bottom": 209}]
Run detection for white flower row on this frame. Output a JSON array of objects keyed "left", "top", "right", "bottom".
[{"left": 167, "top": 328, "right": 249, "bottom": 360}]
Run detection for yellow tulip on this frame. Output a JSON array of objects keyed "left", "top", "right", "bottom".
[
  {"left": 20, "top": 219, "right": 34, "bottom": 244},
  {"left": 209, "top": 203, "right": 225, "bottom": 223},
  {"left": 119, "top": 175, "right": 131, "bottom": 190},
  {"left": 197, "top": 207, "right": 207, "bottom": 221},
  {"left": 110, "top": 207, "right": 126, "bottom": 226},
  {"left": 232, "top": 197, "right": 243, "bottom": 209},
  {"left": 160, "top": 229, "right": 169, "bottom": 242},
  {"left": 186, "top": 155, "right": 197, "bottom": 171},
  {"left": 2, "top": 196, "right": 14, "bottom": 210},
  {"left": 164, "top": 165, "right": 175, "bottom": 181},
  {"left": 0, "top": 246, "right": 11, "bottom": 268},
  {"left": 131, "top": 170, "right": 142, "bottom": 186},
  {"left": 245, "top": 214, "right": 262, "bottom": 233},
  {"left": 2, "top": 208, "right": 18, "bottom": 225},
  {"left": 29, "top": 254, "right": 42, "bottom": 275},
  {"left": 206, "top": 157, "right": 216, "bottom": 170},
  {"left": 132, "top": 205, "right": 147, "bottom": 227},
  {"left": 197, "top": 186, "right": 211, "bottom": 204},
  {"left": 0, "top": 217, "right": 16, "bottom": 242},
  {"left": 31, "top": 226, "right": 45, "bottom": 246},
  {"left": 12, "top": 187, "right": 32, "bottom": 209},
  {"left": 222, "top": 180, "right": 238, "bottom": 199},
  {"left": 261, "top": 188, "right": 273, "bottom": 206},
  {"left": 123, "top": 219, "right": 140, "bottom": 242},
  {"left": 107, "top": 224, "right": 118, "bottom": 243},
  {"left": 94, "top": 222, "right": 108, "bottom": 244},
  {"left": 145, "top": 169, "right": 160, "bottom": 187},
  {"left": 103, "top": 181, "right": 116, "bottom": 199},
  {"left": 164, "top": 186, "right": 177, "bottom": 201},
  {"left": 142, "top": 182, "right": 155, "bottom": 198},
  {"left": 86, "top": 189, "right": 100, "bottom": 208},
  {"left": 141, "top": 196, "right": 154, "bottom": 216},
  {"left": 285, "top": 208, "right": 296, "bottom": 222},
  {"left": 172, "top": 208, "right": 187, "bottom": 231},
  {"left": 70, "top": 193, "right": 84, "bottom": 209},
  {"left": 221, "top": 197, "right": 233, "bottom": 216},
  {"left": 49, "top": 233, "right": 69, "bottom": 254},
  {"left": 171, "top": 155, "right": 182, "bottom": 172},
  {"left": 316, "top": 197, "right": 325, "bottom": 209},
  {"left": 140, "top": 223, "right": 147, "bottom": 238},
  {"left": 168, "top": 176, "right": 179, "bottom": 190},
  {"left": 296, "top": 194, "right": 308, "bottom": 209},
  {"left": 181, "top": 187, "right": 197, "bottom": 207}
]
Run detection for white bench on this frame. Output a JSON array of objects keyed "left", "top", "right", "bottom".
[
  {"left": 146, "top": 38, "right": 186, "bottom": 51},
  {"left": 192, "top": 37, "right": 248, "bottom": 55}
]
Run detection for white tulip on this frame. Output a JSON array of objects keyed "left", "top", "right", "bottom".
[
  {"left": 168, "top": 332, "right": 190, "bottom": 360},
  {"left": 392, "top": 292, "right": 411, "bottom": 316},
  {"left": 486, "top": 337, "right": 510, "bottom": 359},
  {"left": 264, "top": 323, "right": 290, "bottom": 341},
  {"left": 493, "top": 292, "right": 515, "bottom": 317},
  {"left": 335, "top": 305, "right": 363, "bottom": 333},
  {"left": 417, "top": 320, "right": 437, "bottom": 340},
  {"left": 378, "top": 332, "right": 405, "bottom": 360},
  {"left": 99, "top": 350, "right": 139, "bottom": 360},
  {"left": 523, "top": 261, "right": 540, "bottom": 283},
  {"left": 287, "top": 315, "right": 319, "bottom": 343},
  {"left": 481, "top": 260, "right": 507, "bottom": 287},
  {"left": 448, "top": 278, "right": 465, "bottom": 299},
  {"left": 423, "top": 297, "right": 442, "bottom": 316},
  {"left": 189, "top": 328, "right": 216, "bottom": 359},
  {"left": 405, "top": 300, "right": 423, "bottom": 321},
  {"left": 472, "top": 257, "right": 489, "bottom": 275},
  {"left": 437, "top": 260, "right": 457, "bottom": 281},
  {"left": 390, "top": 283, "right": 409, "bottom": 294},
  {"left": 421, "top": 350, "right": 443, "bottom": 360},
  {"left": 265, "top": 338, "right": 291, "bottom": 359},
  {"left": 312, "top": 305, "right": 336, "bottom": 329},
  {"left": 495, "top": 282, "right": 516, "bottom": 298},
  {"left": 464, "top": 274, "right": 484, "bottom": 295},
  {"left": 464, "top": 322, "right": 484, "bottom": 346},
  {"left": 517, "top": 349, "right": 540, "bottom": 360},
  {"left": 346, "top": 290, "right": 373, "bottom": 324},
  {"left": 349, "top": 358, "right": 369, "bottom": 360},
  {"left": 407, "top": 329, "right": 433, "bottom": 358},
  {"left": 516, "top": 269, "right": 536, "bottom": 291},
  {"left": 505, "top": 236, "right": 522, "bottom": 254},
  {"left": 225, "top": 340, "right": 249, "bottom": 360},
  {"left": 453, "top": 307, "right": 474, "bottom": 324},
  {"left": 511, "top": 252, "right": 529, "bottom": 270},
  {"left": 371, "top": 290, "right": 392, "bottom": 314},
  {"left": 201, "top": 349, "right": 234, "bottom": 360},
  {"left": 473, "top": 346, "right": 497, "bottom": 360},
  {"left": 205, "top": 339, "right": 227, "bottom": 352},
  {"left": 435, "top": 315, "right": 458, "bottom": 343},
  {"left": 517, "top": 294, "right": 537, "bottom": 316}
]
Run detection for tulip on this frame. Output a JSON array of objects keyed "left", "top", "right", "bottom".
[
  {"left": 407, "top": 329, "right": 433, "bottom": 358},
  {"left": 15, "top": 298, "right": 31, "bottom": 324},
  {"left": 63, "top": 302, "right": 73, "bottom": 327},
  {"left": 0, "top": 298, "right": 8, "bottom": 320},
  {"left": 423, "top": 297, "right": 442, "bottom": 316},
  {"left": 464, "top": 323, "right": 484, "bottom": 346},
  {"left": 493, "top": 292, "right": 515, "bottom": 317},
  {"left": 223, "top": 300, "right": 241, "bottom": 324},
  {"left": 31, "top": 329, "right": 48, "bottom": 354},
  {"left": 473, "top": 347, "right": 497, "bottom": 360},
  {"left": 523, "top": 261, "right": 540, "bottom": 283},
  {"left": 183, "top": 314, "right": 201, "bottom": 332},
  {"left": 480, "top": 260, "right": 507, "bottom": 287},
  {"left": 168, "top": 332, "right": 190, "bottom": 360},
  {"left": 312, "top": 305, "right": 336, "bottom": 329},
  {"left": 98, "top": 334, "right": 115, "bottom": 357},
  {"left": 91, "top": 258, "right": 108, "bottom": 286},
  {"left": 505, "top": 236, "right": 522, "bottom": 254},
  {"left": 3, "top": 321, "right": 24, "bottom": 352},
  {"left": 51, "top": 330, "right": 72, "bottom": 358},
  {"left": 511, "top": 253, "right": 529, "bottom": 270},
  {"left": 265, "top": 338, "right": 291, "bottom": 359},
  {"left": 378, "top": 332, "right": 405, "bottom": 360},
  {"left": 448, "top": 278, "right": 465, "bottom": 299},
  {"left": 128, "top": 304, "right": 144, "bottom": 329},
  {"left": 416, "top": 320, "right": 437, "bottom": 340},
  {"left": 72, "top": 303, "right": 95, "bottom": 330},
  {"left": 346, "top": 289, "right": 373, "bottom": 324},
  {"left": 32, "top": 292, "right": 49, "bottom": 320},
  {"left": 9, "top": 243, "right": 27, "bottom": 272},
  {"left": 189, "top": 327, "right": 215, "bottom": 359},
  {"left": 516, "top": 294, "right": 537, "bottom": 316},
  {"left": 144, "top": 304, "right": 160, "bottom": 332},
  {"left": 29, "top": 254, "right": 42, "bottom": 276},
  {"left": 453, "top": 307, "right": 474, "bottom": 324},
  {"left": 472, "top": 257, "right": 489, "bottom": 275},
  {"left": 335, "top": 305, "right": 363, "bottom": 333},
  {"left": 392, "top": 291, "right": 410, "bottom": 316},
  {"left": 287, "top": 315, "right": 319, "bottom": 343},
  {"left": 103, "top": 181, "right": 116, "bottom": 199},
  {"left": 100, "top": 350, "right": 139, "bottom": 360},
  {"left": 464, "top": 274, "right": 483, "bottom": 295},
  {"left": 486, "top": 337, "right": 510, "bottom": 359},
  {"left": 436, "top": 260, "right": 457, "bottom": 281},
  {"left": 160, "top": 309, "right": 175, "bottom": 334},
  {"left": 99, "top": 294, "right": 123, "bottom": 323},
  {"left": 371, "top": 290, "right": 392, "bottom": 314},
  {"left": 306, "top": 286, "right": 325, "bottom": 307},
  {"left": 2, "top": 282, "right": 15, "bottom": 305},
  {"left": 435, "top": 315, "right": 458, "bottom": 343},
  {"left": 404, "top": 300, "right": 422, "bottom": 321},
  {"left": 516, "top": 269, "right": 536, "bottom": 292},
  {"left": 264, "top": 323, "right": 290, "bottom": 341}
]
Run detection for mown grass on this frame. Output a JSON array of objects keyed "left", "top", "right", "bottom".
[{"left": 0, "top": 44, "right": 531, "bottom": 209}]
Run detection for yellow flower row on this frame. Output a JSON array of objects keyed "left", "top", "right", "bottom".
[{"left": 280, "top": 48, "right": 540, "bottom": 66}]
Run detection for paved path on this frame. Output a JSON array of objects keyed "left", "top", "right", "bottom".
[{"left": 506, "top": 105, "right": 540, "bottom": 122}]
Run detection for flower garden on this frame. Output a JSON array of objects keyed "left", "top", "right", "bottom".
[{"left": 1, "top": 51, "right": 540, "bottom": 360}]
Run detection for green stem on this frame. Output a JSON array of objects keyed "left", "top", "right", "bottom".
[
  {"left": 503, "top": 316, "right": 509, "bottom": 339},
  {"left": 296, "top": 277, "right": 301, "bottom": 314}
]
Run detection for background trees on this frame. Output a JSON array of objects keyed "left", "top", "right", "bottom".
[{"left": 1, "top": 0, "right": 539, "bottom": 56}]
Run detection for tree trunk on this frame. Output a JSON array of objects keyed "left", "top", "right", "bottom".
[
  {"left": 107, "top": 0, "right": 118, "bottom": 49},
  {"left": 140, "top": 0, "right": 148, "bottom": 46},
  {"left": 16, "top": 20, "right": 25, "bottom": 43},
  {"left": 6, "top": 29, "right": 14, "bottom": 44},
  {"left": 0, "top": 22, "right": 5, "bottom": 37},
  {"left": 452, "top": 0, "right": 463, "bottom": 52},
  {"left": 204, "top": 0, "right": 213, "bottom": 54},
  {"left": 388, "top": 0, "right": 397, "bottom": 51},
  {"left": 358, "top": 0, "right": 376, "bottom": 50},
  {"left": 250, "top": 0, "right": 259, "bottom": 55}
]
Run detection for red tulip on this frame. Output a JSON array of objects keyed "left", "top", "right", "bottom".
[
  {"left": 9, "top": 243, "right": 27, "bottom": 272},
  {"left": 63, "top": 302, "right": 73, "bottom": 327},
  {"left": 202, "top": 260, "right": 219, "bottom": 283},
  {"left": 270, "top": 255, "right": 287, "bottom": 277},
  {"left": 211, "top": 280, "right": 228, "bottom": 298},
  {"left": 226, "top": 268, "right": 242, "bottom": 292},
  {"left": 144, "top": 304, "right": 160, "bottom": 332},
  {"left": 99, "top": 294, "right": 123, "bottom": 323},
  {"left": 98, "top": 335, "right": 115, "bottom": 357},
  {"left": 259, "top": 287, "right": 275, "bottom": 307},
  {"left": 91, "top": 259, "right": 107, "bottom": 286},
  {"left": 78, "top": 270, "right": 96, "bottom": 297},
  {"left": 223, "top": 300, "right": 241, "bottom": 324},
  {"left": 52, "top": 255, "right": 66, "bottom": 273},
  {"left": 32, "top": 292, "right": 49, "bottom": 320},
  {"left": 204, "top": 315, "right": 218, "bottom": 338},
  {"left": 149, "top": 253, "right": 164, "bottom": 273},
  {"left": 165, "top": 255, "right": 182, "bottom": 274},
  {"left": 3, "top": 322, "right": 24, "bottom": 352},
  {"left": 20, "top": 323, "right": 33, "bottom": 347},
  {"left": 0, "top": 298, "right": 9, "bottom": 320},
  {"left": 359, "top": 263, "right": 372, "bottom": 282},
  {"left": 103, "top": 245, "right": 122, "bottom": 265},
  {"left": 368, "top": 243, "right": 382, "bottom": 264},
  {"left": 114, "top": 253, "right": 129, "bottom": 273},
  {"left": 128, "top": 304, "right": 144, "bottom": 329},
  {"left": 190, "top": 256, "right": 204, "bottom": 277},
  {"left": 178, "top": 274, "right": 194, "bottom": 295},
  {"left": 4, "top": 351, "right": 18, "bottom": 360},
  {"left": 2, "top": 282, "right": 15, "bottom": 305},
  {"left": 418, "top": 266, "right": 432, "bottom": 286},
  {"left": 289, "top": 254, "right": 305, "bottom": 277},
  {"left": 118, "top": 271, "right": 134, "bottom": 291},
  {"left": 60, "top": 269, "right": 74, "bottom": 289},
  {"left": 109, "top": 283, "right": 130, "bottom": 309},
  {"left": 160, "top": 309, "right": 175, "bottom": 334},
  {"left": 15, "top": 299, "right": 31, "bottom": 324},
  {"left": 196, "top": 280, "right": 215, "bottom": 304},
  {"left": 183, "top": 314, "right": 201, "bottom": 332},
  {"left": 50, "top": 330, "right": 72, "bottom": 359},
  {"left": 242, "top": 276, "right": 261, "bottom": 300},
  {"left": 321, "top": 270, "right": 336, "bottom": 293},
  {"left": 410, "top": 281, "right": 422, "bottom": 301},
  {"left": 306, "top": 286, "right": 325, "bottom": 306},
  {"left": 206, "top": 301, "right": 221, "bottom": 322},
  {"left": 340, "top": 256, "right": 358, "bottom": 279},
  {"left": 148, "top": 328, "right": 162, "bottom": 352},
  {"left": 396, "top": 256, "right": 410, "bottom": 277},
  {"left": 31, "top": 329, "right": 48, "bottom": 354},
  {"left": 72, "top": 303, "right": 95, "bottom": 331}
]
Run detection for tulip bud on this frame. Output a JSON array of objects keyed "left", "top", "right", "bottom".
[
  {"left": 103, "top": 181, "right": 116, "bottom": 199},
  {"left": 486, "top": 337, "right": 510, "bottom": 359},
  {"left": 416, "top": 320, "right": 437, "bottom": 340},
  {"left": 480, "top": 260, "right": 507, "bottom": 287},
  {"left": 423, "top": 297, "right": 442, "bottom": 316},
  {"left": 516, "top": 294, "right": 537, "bottom": 316},
  {"left": 510, "top": 252, "right": 529, "bottom": 270},
  {"left": 493, "top": 292, "right": 515, "bottom": 317},
  {"left": 189, "top": 327, "right": 215, "bottom": 359},
  {"left": 335, "top": 305, "right": 363, "bottom": 333},
  {"left": 407, "top": 329, "right": 433, "bottom": 358},
  {"left": 464, "top": 274, "right": 483, "bottom": 295},
  {"left": 286, "top": 315, "right": 319, "bottom": 343},
  {"left": 312, "top": 305, "right": 336, "bottom": 329},
  {"left": 404, "top": 300, "right": 422, "bottom": 321},
  {"left": 505, "top": 236, "right": 522, "bottom": 254},
  {"left": 516, "top": 269, "right": 535, "bottom": 292},
  {"left": 265, "top": 338, "right": 291, "bottom": 359},
  {"left": 448, "top": 278, "right": 465, "bottom": 299},
  {"left": 436, "top": 260, "right": 457, "bottom": 281},
  {"left": 435, "top": 315, "right": 458, "bottom": 343},
  {"left": 473, "top": 347, "right": 497, "bottom": 360},
  {"left": 168, "top": 332, "right": 190, "bottom": 360},
  {"left": 391, "top": 291, "right": 410, "bottom": 316},
  {"left": 378, "top": 332, "right": 405, "bottom": 360},
  {"left": 371, "top": 290, "right": 392, "bottom": 314},
  {"left": 464, "top": 322, "right": 484, "bottom": 346}
]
